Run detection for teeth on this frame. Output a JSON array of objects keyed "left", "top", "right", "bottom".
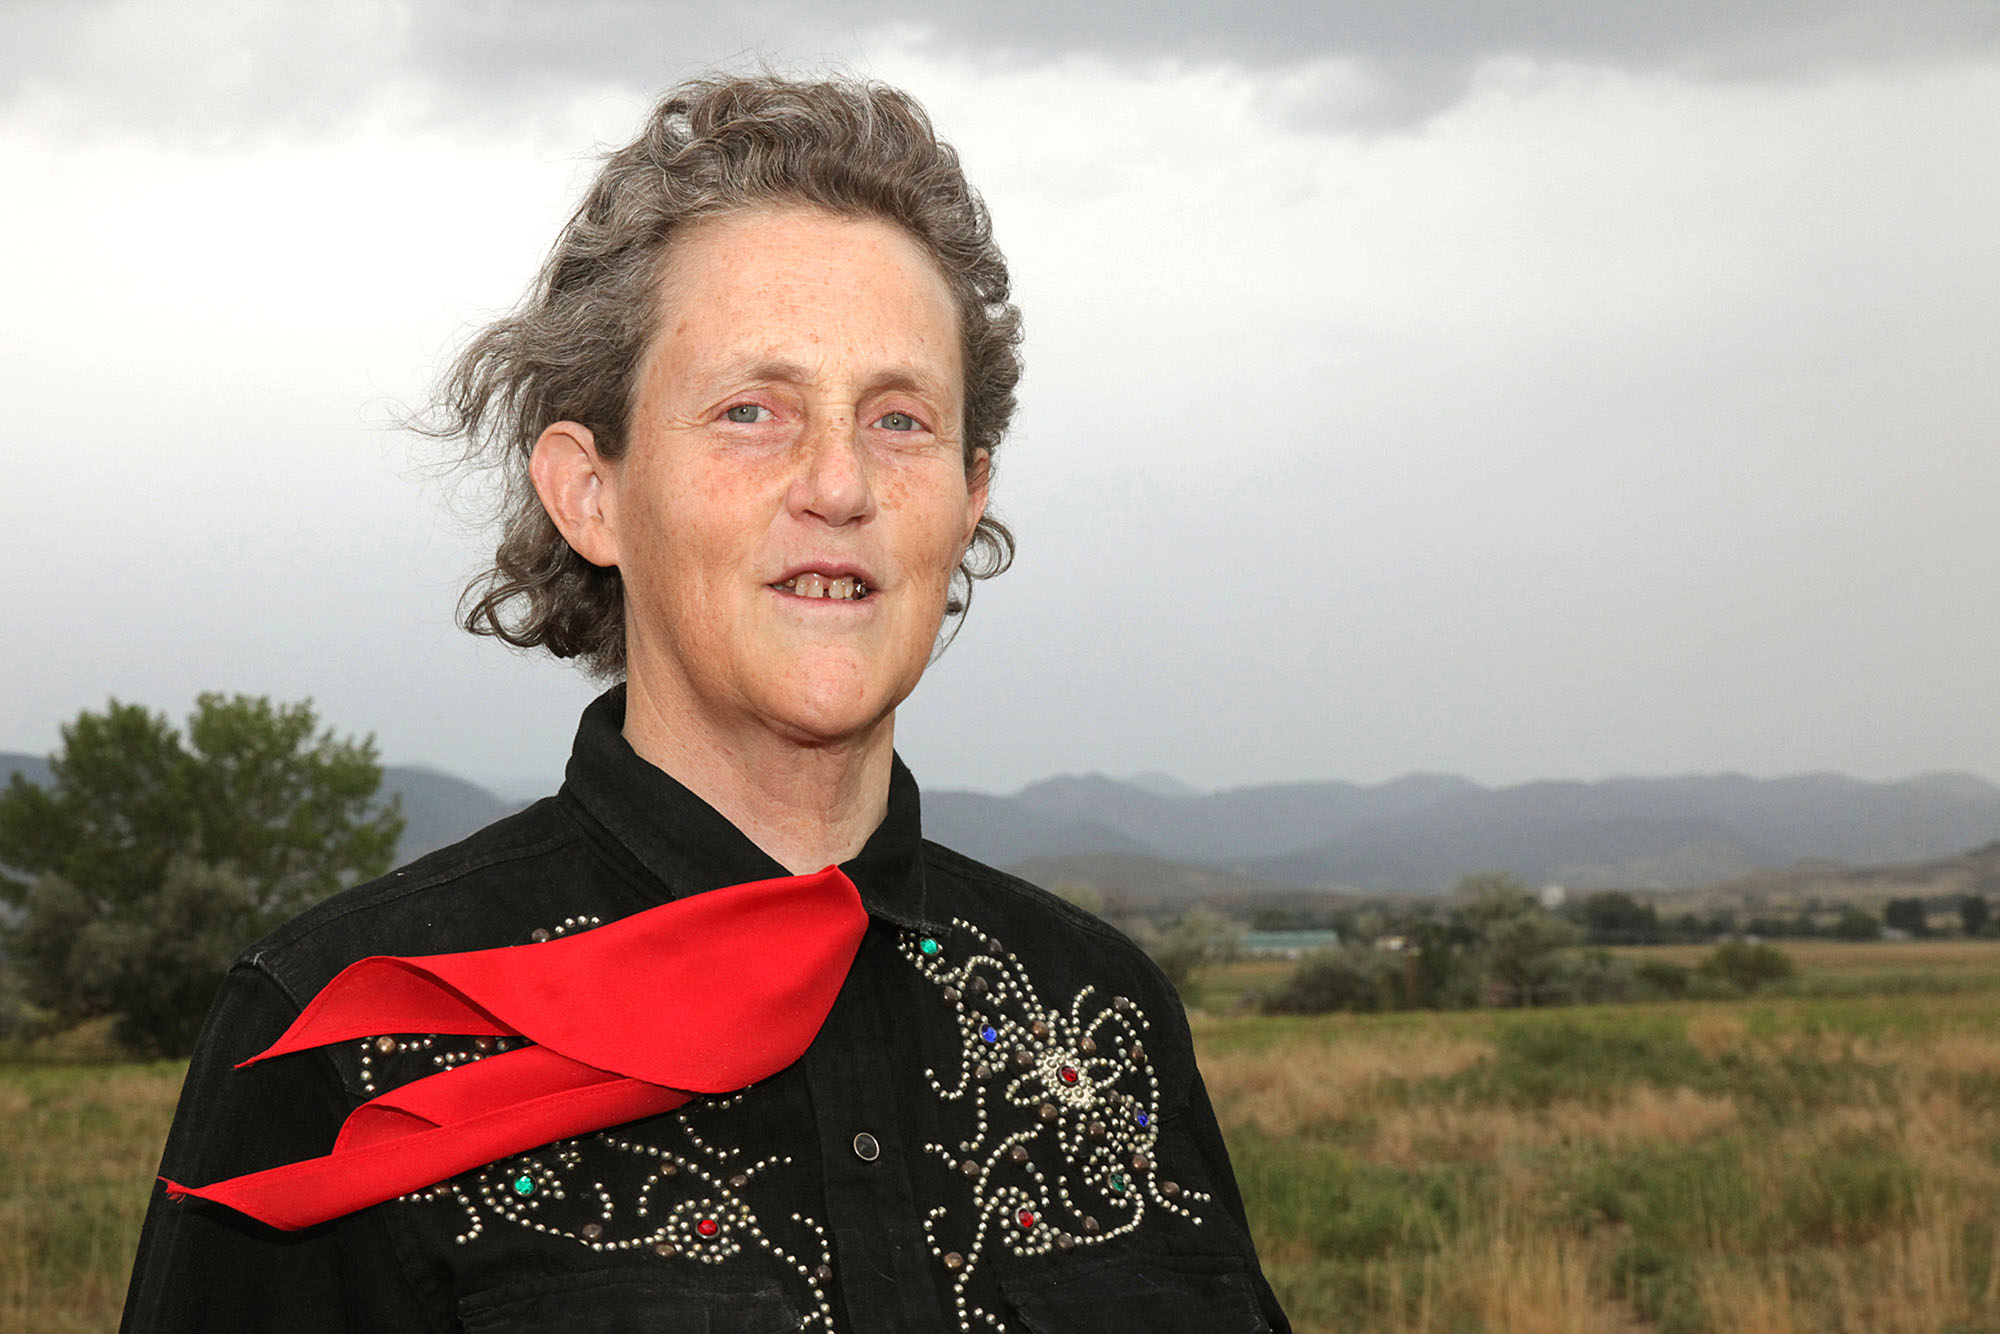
[{"left": 778, "top": 575, "right": 869, "bottom": 600}]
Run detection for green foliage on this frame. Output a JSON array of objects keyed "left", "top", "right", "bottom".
[
  {"left": 1962, "top": 893, "right": 1990, "bottom": 938},
  {"left": 1697, "top": 941, "right": 1797, "bottom": 994},
  {"left": 1134, "top": 904, "right": 1242, "bottom": 993},
  {"left": 1260, "top": 872, "right": 1603, "bottom": 1015},
  {"left": 1558, "top": 948, "right": 1641, "bottom": 1004},
  {"left": 1831, "top": 906, "right": 1883, "bottom": 940},
  {"left": 1261, "top": 948, "right": 1403, "bottom": 1015},
  {"left": 1633, "top": 958, "right": 1693, "bottom": 999},
  {"left": 0, "top": 695, "right": 401, "bottom": 1056},
  {"left": 1882, "top": 896, "right": 1929, "bottom": 937},
  {"left": 1576, "top": 890, "right": 1664, "bottom": 944},
  {"left": 1454, "top": 872, "right": 1584, "bottom": 1006}
]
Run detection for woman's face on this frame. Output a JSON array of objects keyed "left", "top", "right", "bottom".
[{"left": 602, "top": 207, "right": 986, "bottom": 750}]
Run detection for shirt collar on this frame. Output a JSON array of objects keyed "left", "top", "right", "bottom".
[{"left": 560, "top": 685, "right": 936, "bottom": 933}]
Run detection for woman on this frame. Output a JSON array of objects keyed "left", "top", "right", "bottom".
[{"left": 123, "top": 74, "right": 1288, "bottom": 1333}]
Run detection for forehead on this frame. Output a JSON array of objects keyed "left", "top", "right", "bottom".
[{"left": 645, "top": 207, "right": 962, "bottom": 393}]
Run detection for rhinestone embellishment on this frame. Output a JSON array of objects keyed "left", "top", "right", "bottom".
[{"left": 900, "top": 918, "right": 1210, "bottom": 1332}]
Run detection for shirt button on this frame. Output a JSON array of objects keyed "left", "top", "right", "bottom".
[{"left": 852, "top": 1131, "right": 881, "bottom": 1162}]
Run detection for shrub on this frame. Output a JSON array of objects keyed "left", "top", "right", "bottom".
[
  {"left": 1696, "top": 941, "right": 1796, "bottom": 994},
  {"left": 1553, "top": 948, "right": 1640, "bottom": 1004},
  {"left": 1831, "top": 907, "right": 1882, "bottom": 941},
  {"left": 1262, "top": 948, "right": 1401, "bottom": 1015},
  {"left": 1633, "top": 959, "right": 1692, "bottom": 999}
]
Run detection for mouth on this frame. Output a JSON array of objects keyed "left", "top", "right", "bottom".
[{"left": 771, "top": 572, "right": 872, "bottom": 601}]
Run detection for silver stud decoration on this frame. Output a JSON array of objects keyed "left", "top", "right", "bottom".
[
  {"left": 365, "top": 918, "right": 831, "bottom": 1327},
  {"left": 899, "top": 920, "right": 1210, "bottom": 1332}
]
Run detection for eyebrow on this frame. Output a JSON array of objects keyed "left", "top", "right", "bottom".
[{"left": 725, "top": 358, "right": 955, "bottom": 402}]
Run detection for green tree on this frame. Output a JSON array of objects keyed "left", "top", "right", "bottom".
[
  {"left": 1262, "top": 947, "right": 1400, "bottom": 1015},
  {"left": 1697, "top": 941, "right": 1796, "bottom": 993},
  {"left": 0, "top": 695, "right": 402, "bottom": 1055},
  {"left": 1962, "top": 894, "right": 1990, "bottom": 938},
  {"left": 1451, "top": 871, "right": 1584, "bottom": 1007},
  {"left": 1575, "top": 890, "right": 1663, "bottom": 944},
  {"left": 1883, "top": 897, "right": 1929, "bottom": 937},
  {"left": 1831, "top": 906, "right": 1883, "bottom": 941},
  {"left": 1135, "top": 905, "right": 1243, "bottom": 993}
]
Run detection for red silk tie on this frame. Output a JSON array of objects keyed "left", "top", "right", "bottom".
[{"left": 163, "top": 866, "right": 868, "bottom": 1231}]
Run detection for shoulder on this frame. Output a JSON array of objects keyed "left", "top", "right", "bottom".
[
  {"left": 919, "top": 838, "right": 1198, "bottom": 1097},
  {"left": 238, "top": 795, "right": 614, "bottom": 1009}
]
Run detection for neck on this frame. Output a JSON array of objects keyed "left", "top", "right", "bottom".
[{"left": 619, "top": 676, "right": 894, "bottom": 876}]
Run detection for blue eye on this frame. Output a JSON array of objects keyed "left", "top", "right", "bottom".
[
  {"left": 877, "top": 411, "right": 919, "bottom": 432},
  {"left": 724, "top": 404, "right": 770, "bottom": 424}
]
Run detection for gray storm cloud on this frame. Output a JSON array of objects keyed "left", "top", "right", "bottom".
[
  {"left": 3, "top": 1, "right": 1997, "bottom": 797},
  {"left": 8, "top": 0, "right": 1998, "bottom": 140}
]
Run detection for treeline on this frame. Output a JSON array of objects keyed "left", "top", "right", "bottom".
[
  {"left": 1246, "top": 873, "right": 1797, "bottom": 1017},
  {"left": 1249, "top": 887, "right": 1997, "bottom": 946}
]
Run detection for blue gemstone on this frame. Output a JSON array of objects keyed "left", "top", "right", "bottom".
[
  {"left": 1135, "top": 1111, "right": 1150, "bottom": 1127},
  {"left": 980, "top": 1025, "right": 998, "bottom": 1044},
  {"left": 918, "top": 937, "right": 941, "bottom": 957}
]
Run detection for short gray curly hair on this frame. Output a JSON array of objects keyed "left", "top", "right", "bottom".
[{"left": 431, "top": 73, "right": 1022, "bottom": 676}]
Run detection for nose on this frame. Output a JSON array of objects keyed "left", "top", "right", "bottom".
[{"left": 790, "top": 412, "right": 875, "bottom": 527}]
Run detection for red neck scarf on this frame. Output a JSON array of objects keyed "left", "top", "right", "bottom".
[{"left": 164, "top": 867, "right": 868, "bottom": 1231}]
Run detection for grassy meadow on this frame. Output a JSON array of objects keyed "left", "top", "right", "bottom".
[{"left": 7, "top": 944, "right": 2000, "bottom": 1332}]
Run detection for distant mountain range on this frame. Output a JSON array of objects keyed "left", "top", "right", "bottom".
[
  {"left": 925, "top": 769, "right": 2000, "bottom": 894},
  {"left": 8, "top": 750, "right": 2000, "bottom": 897}
]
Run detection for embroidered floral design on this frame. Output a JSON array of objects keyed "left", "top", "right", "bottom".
[
  {"left": 361, "top": 916, "right": 834, "bottom": 1328},
  {"left": 396, "top": 1084, "right": 836, "bottom": 1327},
  {"left": 902, "top": 920, "right": 1209, "bottom": 1331}
]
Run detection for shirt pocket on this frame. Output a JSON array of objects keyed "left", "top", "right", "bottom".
[
  {"left": 457, "top": 1267, "right": 805, "bottom": 1334},
  {"left": 1000, "top": 1254, "right": 1269, "bottom": 1334}
]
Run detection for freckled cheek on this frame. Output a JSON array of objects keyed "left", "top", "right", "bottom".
[{"left": 875, "top": 470, "right": 977, "bottom": 584}]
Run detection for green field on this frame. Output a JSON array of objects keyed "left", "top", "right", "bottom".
[{"left": 8, "top": 943, "right": 2000, "bottom": 1332}]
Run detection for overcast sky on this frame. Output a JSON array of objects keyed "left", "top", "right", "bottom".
[{"left": 3, "top": 0, "right": 1997, "bottom": 796}]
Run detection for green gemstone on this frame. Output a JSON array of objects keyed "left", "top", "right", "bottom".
[
  {"left": 918, "top": 937, "right": 941, "bottom": 957},
  {"left": 513, "top": 1174, "right": 535, "bottom": 1197},
  {"left": 1109, "top": 1174, "right": 1126, "bottom": 1193}
]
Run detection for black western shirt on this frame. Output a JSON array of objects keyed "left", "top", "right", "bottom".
[{"left": 123, "top": 688, "right": 1288, "bottom": 1333}]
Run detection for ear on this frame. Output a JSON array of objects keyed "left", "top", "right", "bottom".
[
  {"left": 530, "top": 422, "right": 621, "bottom": 568},
  {"left": 962, "top": 448, "right": 991, "bottom": 550}
]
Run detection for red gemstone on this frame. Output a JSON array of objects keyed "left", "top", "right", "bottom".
[
  {"left": 1017, "top": 1210, "right": 1036, "bottom": 1229},
  {"left": 696, "top": 1218, "right": 719, "bottom": 1237},
  {"left": 1059, "top": 1066, "right": 1079, "bottom": 1085}
]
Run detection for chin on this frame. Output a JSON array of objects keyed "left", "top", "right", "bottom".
[
  {"left": 762, "top": 700, "right": 896, "bottom": 749},
  {"left": 751, "top": 667, "right": 906, "bottom": 748}
]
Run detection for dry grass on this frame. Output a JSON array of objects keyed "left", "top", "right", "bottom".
[
  {"left": 1370, "top": 1085, "right": 1743, "bottom": 1169},
  {"left": 1201, "top": 1029, "right": 1491, "bottom": 1138},
  {"left": 10, "top": 939, "right": 2000, "bottom": 1332},
  {"left": 1203, "top": 956, "right": 2000, "bottom": 1333},
  {"left": 0, "top": 1062, "right": 182, "bottom": 1334},
  {"left": 1363, "top": 1227, "right": 1640, "bottom": 1334}
]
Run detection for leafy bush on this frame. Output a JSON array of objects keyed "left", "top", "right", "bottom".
[
  {"left": 1633, "top": 959, "right": 1692, "bottom": 999},
  {"left": 1697, "top": 941, "right": 1796, "bottom": 994},
  {"left": 1831, "top": 907, "right": 1882, "bottom": 941},
  {"left": 1262, "top": 948, "right": 1403, "bottom": 1015},
  {"left": 1134, "top": 904, "right": 1241, "bottom": 993},
  {"left": 1552, "top": 948, "right": 1641, "bottom": 1004}
]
